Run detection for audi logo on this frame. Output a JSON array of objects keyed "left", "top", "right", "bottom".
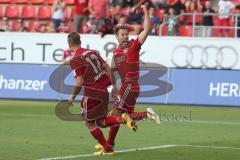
[{"left": 171, "top": 45, "right": 239, "bottom": 69}]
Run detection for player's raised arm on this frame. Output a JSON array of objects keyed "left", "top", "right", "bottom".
[{"left": 138, "top": 5, "right": 151, "bottom": 45}]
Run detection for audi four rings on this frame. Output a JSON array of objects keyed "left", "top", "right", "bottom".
[{"left": 171, "top": 45, "right": 239, "bottom": 69}]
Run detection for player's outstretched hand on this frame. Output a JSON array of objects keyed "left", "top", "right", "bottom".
[
  {"left": 67, "top": 95, "right": 75, "bottom": 107},
  {"left": 141, "top": 5, "right": 148, "bottom": 12}
]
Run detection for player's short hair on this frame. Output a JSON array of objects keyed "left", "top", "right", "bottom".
[
  {"left": 114, "top": 24, "right": 129, "bottom": 35},
  {"left": 68, "top": 32, "right": 81, "bottom": 46}
]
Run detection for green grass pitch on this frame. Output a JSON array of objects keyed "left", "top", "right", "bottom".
[{"left": 0, "top": 100, "right": 240, "bottom": 160}]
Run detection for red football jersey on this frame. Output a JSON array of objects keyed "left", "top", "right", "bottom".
[
  {"left": 74, "top": 0, "right": 89, "bottom": 15},
  {"left": 70, "top": 48, "right": 111, "bottom": 90},
  {"left": 62, "top": 49, "right": 74, "bottom": 61},
  {"left": 112, "top": 39, "right": 141, "bottom": 81}
]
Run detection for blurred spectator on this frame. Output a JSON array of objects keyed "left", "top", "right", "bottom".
[
  {"left": 110, "top": 0, "right": 127, "bottom": 7},
  {"left": 168, "top": 0, "right": 179, "bottom": 6},
  {"left": 0, "top": 17, "right": 10, "bottom": 32},
  {"left": 96, "top": 18, "right": 114, "bottom": 37},
  {"left": 171, "top": 0, "right": 186, "bottom": 15},
  {"left": 38, "top": 22, "right": 49, "bottom": 33},
  {"left": 89, "top": 0, "right": 109, "bottom": 20},
  {"left": 110, "top": 5, "right": 122, "bottom": 25},
  {"left": 200, "top": 0, "right": 214, "bottom": 37},
  {"left": 163, "top": 7, "right": 178, "bottom": 36},
  {"left": 185, "top": 0, "right": 195, "bottom": 13},
  {"left": 74, "top": 0, "right": 89, "bottom": 32},
  {"left": 183, "top": 0, "right": 196, "bottom": 25},
  {"left": 151, "top": 0, "right": 168, "bottom": 9},
  {"left": 235, "top": 5, "right": 240, "bottom": 37},
  {"left": 82, "top": 17, "right": 97, "bottom": 33},
  {"left": 127, "top": 0, "right": 154, "bottom": 35},
  {"left": 17, "top": 19, "right": 28, "bottom": 32},
  {"left": 89, "top": 0, "right": 111, "bottom": 36},
  {"left": 149, "top": 7, "right": 161, "bottom": 35},
  {"left": 127, "top": 8, "right": 143, "bottom": 34},
  {"left": 57, "top": 20, "right": 69, "bottom": 33},
  {"left": 118, "top": 15, "right": 128, "bottom": 25},
  {"left": 218, "top": 0, "right": 235, "bottom": 37},
  {"left": 121, "top": 0, "right": 136, "bottom": 8},
  {"left": 52, "top": 0, "right": 66, "bottom": 32},
  {"left": 62, "top": 49, "right": 74, "bottom": 64}
]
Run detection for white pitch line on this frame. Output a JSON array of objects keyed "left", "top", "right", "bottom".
[
  {"left": 36, "top": 145, "right": 177, "bottom": 160},
  {"left": 184, "top": 120, "right": 240, "bottom": 125},
  {"left": 36, "top": 144, "right": 240, "bottom": 160},
  {"left": 178, "top": 145, "right": 240, "bottom": 150}
]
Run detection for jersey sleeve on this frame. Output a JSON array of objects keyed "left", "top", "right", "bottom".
[
  {"left": 73, "top": 66, "right": 86, "bottom": 77},
  {"left": 127, "top": 39, "right": 141, "bottom": 62},
  {"left": 133, "top": 38, "right": 141, "bottom": 50}
]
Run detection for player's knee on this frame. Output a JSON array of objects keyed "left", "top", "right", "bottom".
[
  {"left": 95, "top": 120, "right": 107, "bottom": 128},
  {"left": 85, "top": 120, "right": 97, "bottom": 130}
]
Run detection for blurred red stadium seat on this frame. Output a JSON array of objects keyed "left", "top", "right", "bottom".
[
  {"left": 30, "top": 0, "right": 45, "bottom": 4},
  {"left": 64, "top": 8, "right": 68, "bottom": 19},
  {"left": 230, "top": 0, "right": 240, "bottom": 5},
  {"left": 159, "top": 24, "right": 167, "bottom": 36},
  {"left": 11, "top": 20, "right": 20, "bottom": 31},
  {"left": 211, "top": 28, "right": 219, "bottom": 37},
  {"left": 37, "top": 6, "right": 52, "bottom": 19},
  {"left": 68, "top": 21, "right": 74, "bottom": 32},
  {"left": 0, "top": 0, "right": 10, "bottom": 2},
  {"left": 178, "top": 25, "right": 193, "bottom": 36},
  {"left": 4, "top": 4, "right": 19, "bottom": 18},
  {"left": 14, "top": 0, "right": 28, "bottom": 3},
  {"left": 44, "top": 0, "right": 55, "bottom": 4},
  {"left": 109, "top": 7, "right": 116, "bottom": 17},
  {"left": 28, "top": 20, "right": 40, "bottom": 32},
  {"left": 0, "top": 5, "right": 2, "bottom": 18},
  {"left": 21, "top": 5, "right": 36, "bottom": 19},
  {"left": 228, "top": 21, "right": 236, "bottom": 37},
  {"left": 65, "top": 0, "right": 74, "bottom": 5},
  {"left": 194, "top": 10, "right": 202, "bottom": 24}
]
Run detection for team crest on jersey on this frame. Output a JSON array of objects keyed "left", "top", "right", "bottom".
[{"left": 115, "top": 55, "right": 126, "bottom": 64}]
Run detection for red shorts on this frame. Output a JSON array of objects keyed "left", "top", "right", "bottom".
[
  {"left": 113, "top": 81, "right": 140, "bottom": 114},
  {"left": 81, "top": 87, "right": 109, "bottom": 121}
]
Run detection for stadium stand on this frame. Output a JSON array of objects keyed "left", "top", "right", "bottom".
[
  {"left": 0, "top": 0, "right": 239, "bottom": 37},
  {"left": 14, "top": 0, "right": 28, "bottom": 3},
  {"left": 178, "top": 25, "right": 193, "bottom": 36},
  {"left": 21, "top": 5, "right": 36, "bottom": 19},
  {"left": 0, "top": 5, "right": 2, "bottom": 18},
  {"left": 4, "top": 4, "right": 19, "bottom": 18},
  {"left": 30, "top": 0, "right": 45, "bottom": 4},
  {"left": 0, "top": 0, "right": 10, "bottom": 3},
  {"left": 37, "top": 5, "right": 52, "bottom": 19}
]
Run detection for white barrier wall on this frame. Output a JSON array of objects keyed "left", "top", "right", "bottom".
[
  {"left": 0, "top": 32, "right": 240, "bottom": 70},
  {"left": 1, "top": 33, "right": 240, "bottom": 106}
]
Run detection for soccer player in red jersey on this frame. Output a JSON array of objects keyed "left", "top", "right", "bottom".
[
  {"left": 95, "top": 5, "right": 161, "bottom": 151},
  {"left": 67, "top": 32, "right": 136, "bottom": 155},
  {"left": 62, "top": 49, "right": 74, "bottom": 64}
]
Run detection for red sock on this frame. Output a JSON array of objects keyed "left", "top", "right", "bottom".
[
  {"left": 107, "top": 125, "right": 120, "bottom": 146},
  {"left": 130, "top": 112, "right": 148, "bottom": 121},
  {"left": 90, "top": 128, "right": 111, "bottom": 151},
  {"left": 104, "top": 116, "right": 121, "bottom": 126}
]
